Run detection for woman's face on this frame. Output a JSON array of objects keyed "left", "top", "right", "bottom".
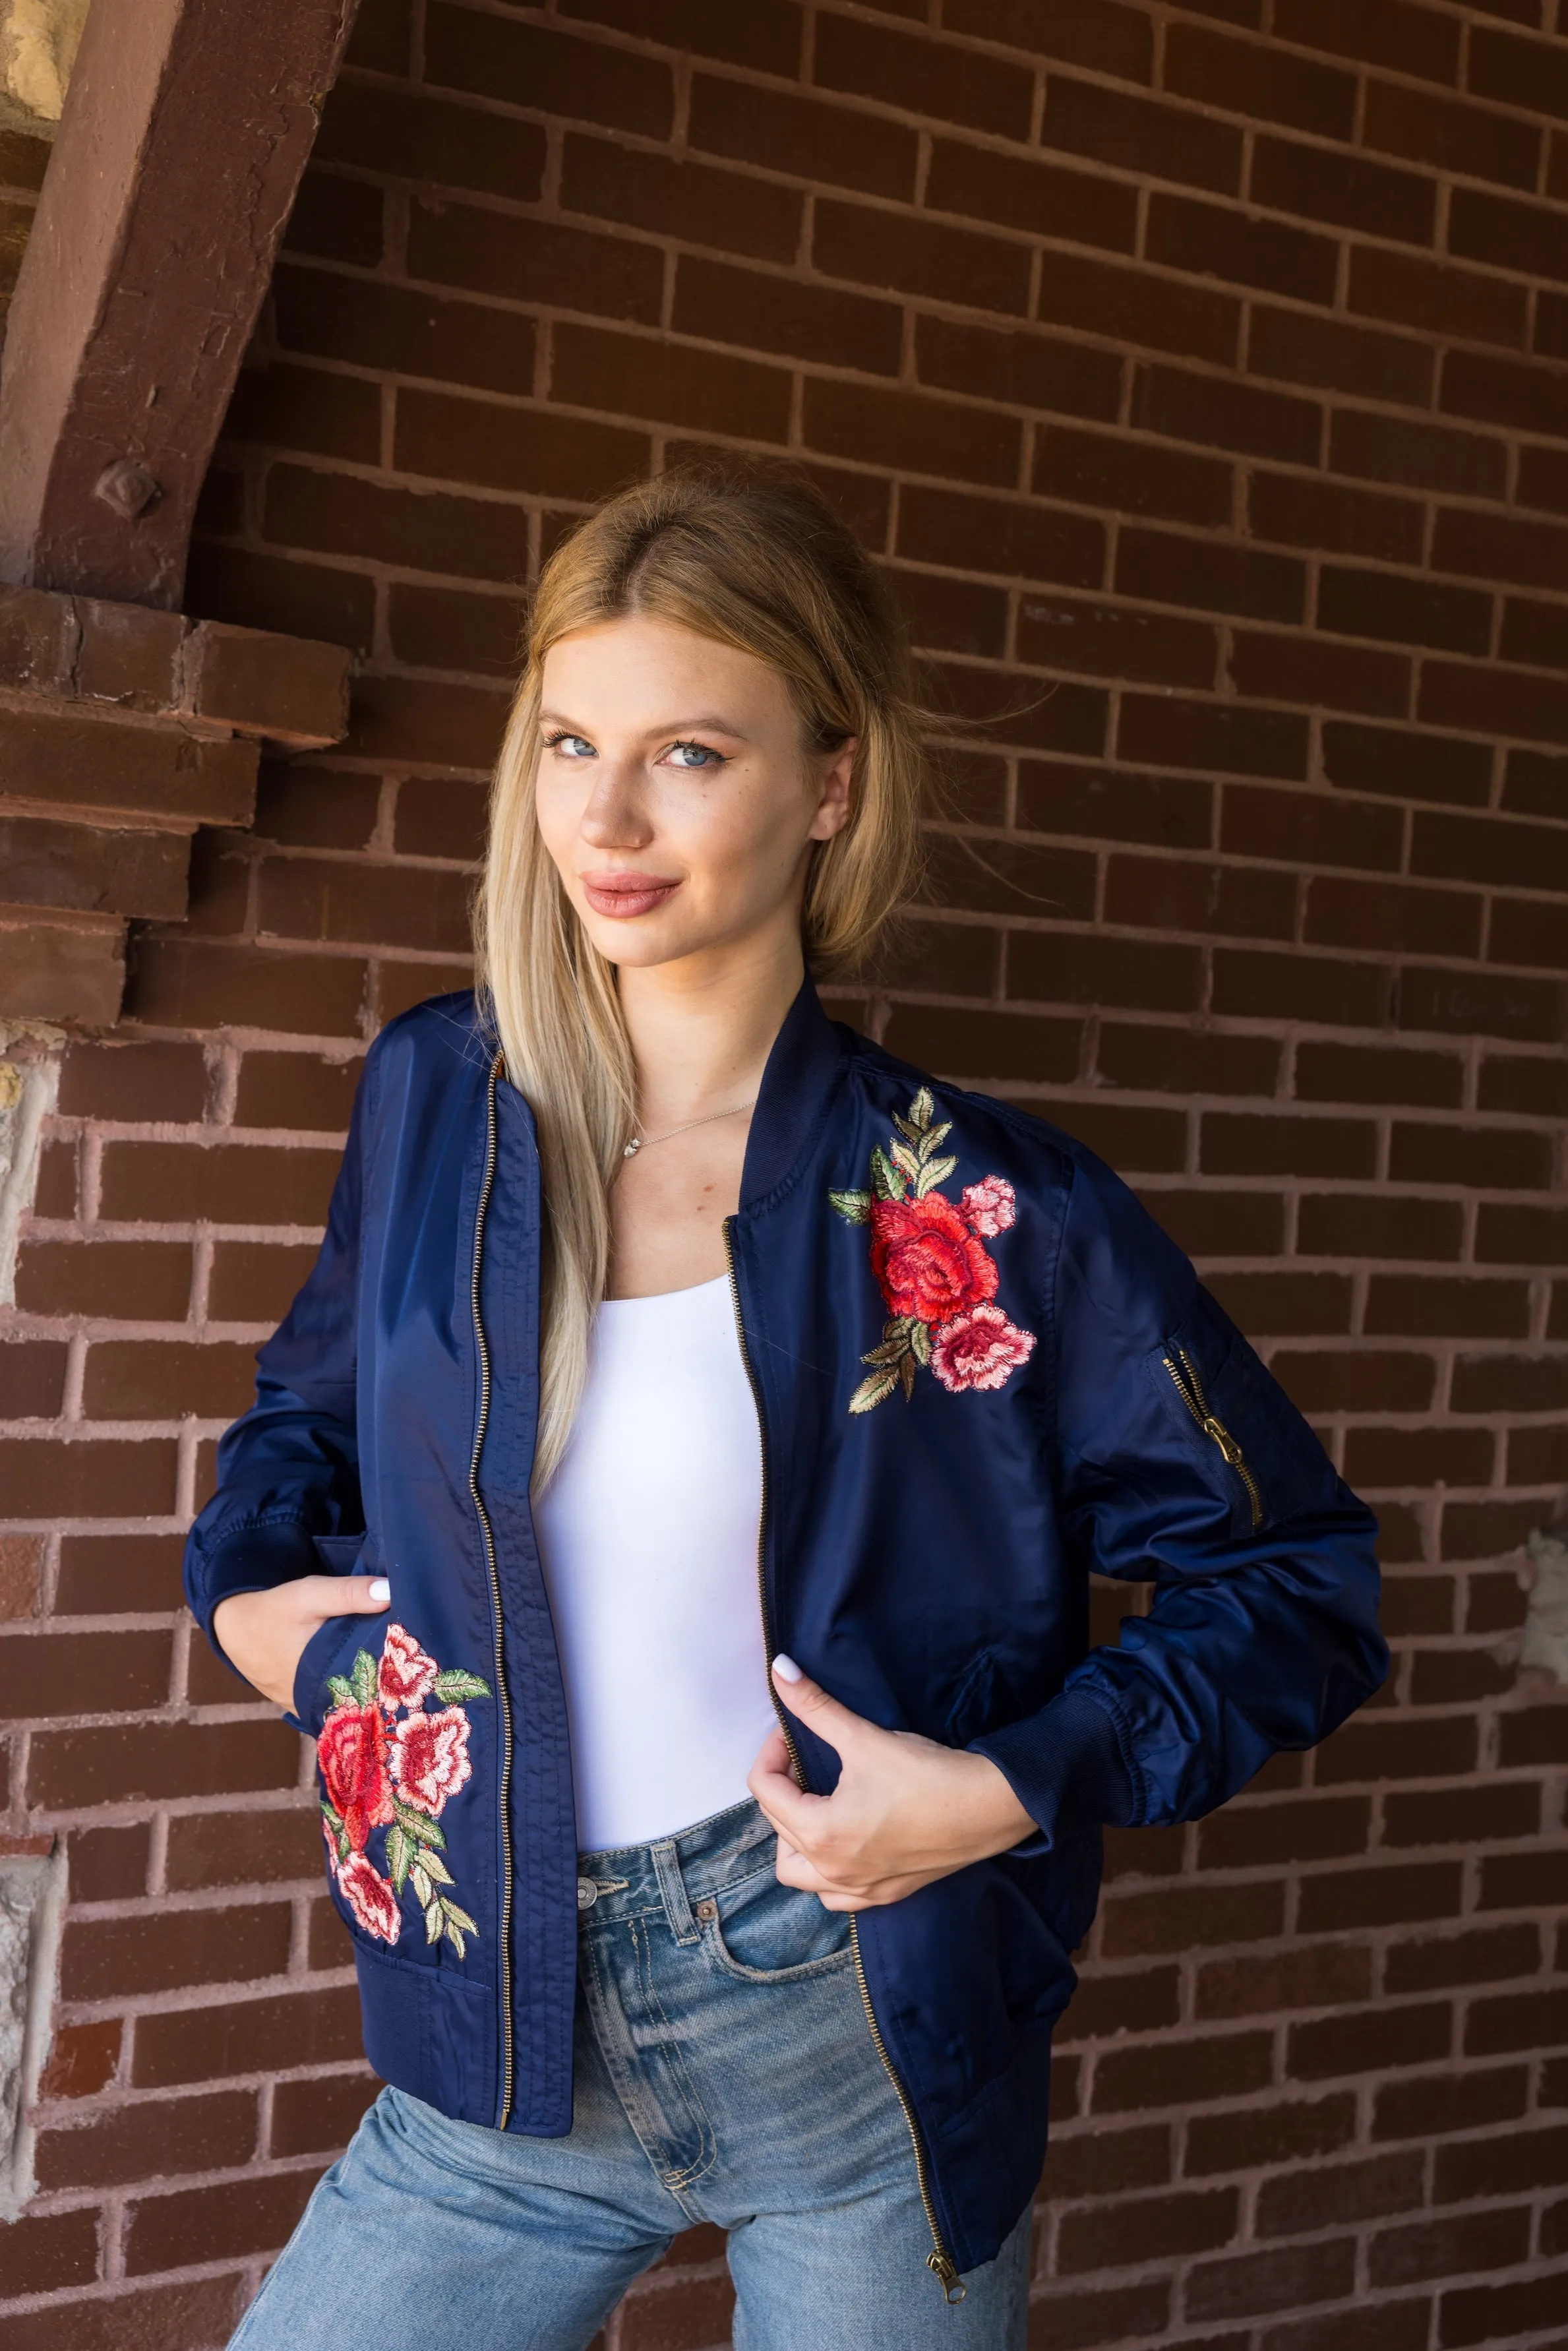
[{"left": 534, "top": 614, "right": 855, "bottom": 971}]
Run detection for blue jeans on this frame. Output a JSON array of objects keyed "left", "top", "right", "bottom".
[{"left": 231, "top": 1799, "right": 1033, "bottom": 2350}]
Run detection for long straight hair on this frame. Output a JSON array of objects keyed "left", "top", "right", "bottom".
[{"left": 475, "top": 463, "right": 927, "bottom": 1488}]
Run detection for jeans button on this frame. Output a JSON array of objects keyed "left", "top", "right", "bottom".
[
  {"left": 694, "top": 1899, "right": 717, "bottom": 1921},
  {"left": 576, "top": 1877, "right": 597, "bottom": 1910}
]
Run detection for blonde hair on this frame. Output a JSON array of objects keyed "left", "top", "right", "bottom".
[{"left": 476, "top": 462, "right": 926, "bottom": 1488}]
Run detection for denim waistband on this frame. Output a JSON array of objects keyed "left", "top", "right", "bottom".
[{"left": 574, "top": 1798, "right": 777, "bottom": 1944}]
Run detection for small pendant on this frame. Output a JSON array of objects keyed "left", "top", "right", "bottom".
[{"left": 622, "top": 1138, "right": 642, "bottom": 1158}]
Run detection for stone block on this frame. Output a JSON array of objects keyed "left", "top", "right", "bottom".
[
  {"left": 0, "top": 701, "right": 258, "bottom": 824},
  {"left": 0, "top": 586, "right": 74, "bottom": 696},
  {"left": 74, "top": 597, "right": 186, "bottom": 710},
  {"left": 0, "top": 914, "right": 123, "bottom": 1024},
  {"left": 0, "top": 814, "right": 189, "bottom": 918},
  {"left": 184, "top": 620, "right": 351, "bottom": 748}
]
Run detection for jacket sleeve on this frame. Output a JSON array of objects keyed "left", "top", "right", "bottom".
[
  {"left": 182, "top": 1052, "right": 377, "bottom": 1666},
  {"left": 972, "top": 1147, "right": 1387, "bottom": 1848}
]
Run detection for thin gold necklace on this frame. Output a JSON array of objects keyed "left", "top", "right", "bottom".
[{"left": 622, "top": 1099, "right": 756, "bottom": 1159}]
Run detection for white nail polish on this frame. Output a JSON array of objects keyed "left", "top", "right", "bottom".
[
  {"left": 368, "top": 1578, "right": 390, "bottom": 1603},
  {"left": 772, "top": 1653, "right": 802, "bottom": 1684}
]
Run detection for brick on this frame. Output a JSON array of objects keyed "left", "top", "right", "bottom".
[
  {"left": 1372, "top": 2206, "right": 1531, "bottom": 2289},
  {"left": 344, "top": 675, "right": 506, "bottom": 770},
  {"left": 1451, "top": 1353, "right": 1568, "bottom": 1413},
  {"left": 1230, "top": 629, "right": 1412, "bottom": 719},
  {"left": 0, "top": 1436, "right": 177, "bottom": 1518},
  {"left": 1018, "top": 596, "right": 1217, "bottom": 690},
  {"left": 1116, "top": 527, "right": 1302, "bottom": 624},
  {"left": 385, "top": 584, "right": 521, "bottom": 684},
  {"left": 1211, "top": 949, "right": 1393, "bottom": 1031},
  {"left": 1250, "top": 309, "right": 1432, "bottom": 409},
  {"left": 1145, "top": 1189, "right": 1284, "bottom": 1260},
  {"left": 1374, "top": 2063, "right": 1528, "bottom": 2142},
  {"left": 1098, "top": 1025, "right": 1279, "bottom": 1097},
  {"left": 55, "top": 1534, "right": 184, "bottom": 1614},
  {"left": 423, "top": 7, "right": 672, "bottom": 134},
  {"left": 816, "top": 18, "right": 1035, "bottom": 138},
  {"left": 1261, "top": 2305, "right": 1433, "bottom": 2351},
  {"left": 1195, "top": 1943, "right": 1372, "bottom": 2021},
  {"left": 1258, "top": 2151, "right": 1424, "bottom": 2239},
  {"left": 1273, "top": 0, "right": 1459, "bottom": 83},
  {"left": 258, "top": 857, "right": 473, "bottom": 957},
  {"left": 944, "top": 0, "right": 1153, "bottom": 81},
  {"left": 1147, "top": 193, "right": 1339, "bottom": 308},
  {"left": 1094, "top": 2031, "right": 1273, "bottom": 2112},
  {"left": 266, "top": 462, "right": 529, "bottom": 585},
  {"left": 1008, "top": 928, "right": 1203, "bottom": 1013},
  {"left": 880, "top": 1004, "right": 1080, "bottom": 1086},
  {"left": 1296, "top": 1861, "right": 1462, "bottom": 1936},
  {"left": 673, "top": 256, "right": 900, "bottom": 377},
  {"left": 1391, "top": 1120, "right": 1553, "bottom": 1191},
  {"left": 1323, "top": 722, "right": 1492, "bottom": 810},
  {"left": 1477, "top": 1202, "right": 1568, "bottom": 1265},
  {"left": 133, "top": 1984, "right": 361, "bottom": 2089},
  {"left": 27, "top": 1719, "right": 298, "bottom": 1810},
  {"left": 1397, "top": 964, "right": 1568, "bottom": 1047},
  {"left": 1118, "top": 696, "right": 1308, "bottom": 781},
  {"left": 1510, "top": 1423, "right": 1568, "bottom": 1481},
  {"left": 1466, "top": 1570, "right": 1531, "bottom": 1634},
  {"left": 0, "top": 2280, "right": 241, "bottom": 2351},
  {"left": 803, "top": 377, "right": 1019, "bottom": 485},
  {"left": 411, "top": 200, "right": 667, "bottom": 333},
  {"left": 125, "top": 2165, "right": 322, "bottom": 2276},
  {"left": 1102, "top": 1882, "right": 1284, "bottom": 1958},
  {"left": 282, "top": 168, "right": 384, "bottom": 268},
  {"left": 1058, "top": 2187, "right": 1239, "bottom": 2274},
  {"left": 926, "top": 140, "right": 1136, "bottom": 257},
  {"left": 0, "top": 2204, "right": 100, "bottom": 2296},
  {"left": 1202, "top": 1113, "right": 1375, "bottom": 1181},
  {"left": 0, "top": 1337, "right": 68, "bottom": 1416},
  {"left": 1058, "top": 1967, "right": 1182, "bottom": 2044},
  {"left": 1420, "top": 658, "right": 1568, "bottom": 754},
  {"left": 271, "top": 266, "right": 539, "bottom": 402},
  {"left": 1044, "top": 2124, "right": 1172, "bottom": 2201},
  {"left": 897, "top": 482, "right": 1102, "bottom": 593},
  {"left": 83, "top": 1339, "right": 256, "bottom": 1420},
  {"left": 1315, "top": 1713, "right": 1477, "bottom": 1785},
  {"left": 1344, "top": 1426, "right": 1493, "bottom": 1489},
  {"left": 915, "top": 315, "right": 1123, "bottom": 425},
  {"left": 1042, "top": 76, "right": 1242, "bottom": 197},
  {"left": 686, "top": 75, "right": 917, "bottom": 200},
  {"left": 1188, "top": 2240, "right": 1356, "bottom": 2323},
  {"left": 1185, "top": 2093, "right": 1356, "bottom": 2179},
  {"left": 0, "top": 704, "right": 257, "bottom": 827},
  {"left": 562, "top": 0, "right": 802, "bottom": 75},
  {"left": 1035, "top": 428, "right": 1232, "bottom": 528},
  {"left": 271, "top": 2071, "right": 380, "bottom": 2156},
  {"left": 895, "top": 566, "right": 1009, "bottom": 658},
  {"left": 1435, "top": 2123, "right": 1568, "bottom": 2202},
  {"left": 1224, "top": 782, "right": 1404, "bottom": 872},
  {"left": 1289, "top": 2003, "right": 1452, "bottom": 2081},
  {"left": 63, "top": 1901, "right": 291, "bottom": 2003},
  {"left": 1431, "top": 506, "right": 1568, "bottom": 599},
  {"left": 98, "top": 1138, "right": 342, "bottom": 1227},
  {"left": 234, "top": 1052, "right": 360, "bottom": 1134},
  {"left": 34, "top": 2089, "right": 258, "bottom": 2191},
  {"left": 1131, "top": 363, "right": 1321, "bottom": 467},
  {"left": 1500, "top": 593, "right": 1568, "bottom": 673},
  {"left": 1251, "top": 470, "right": 1425, "bottom": 566},
  {"left": 1451, "top": 185, "right": 1568, "bottom": 290},
  {"left": 1035, "top": 1098, "right": 1187, "bottom": 1173},
  {"left": 1479, "top": 1048, "right": 1568, "bottom": 1114},
  {"left": 1034, "top": 248, "right": 1242, "bottom": 366},
  {"left": 57, "top": 1038, "right": 207, "bottom": 1122},
  {"left": 1197, "top": 1795, "right": 1370, "bottom": 1872},
  {"left": 1483, "top": 1847, "right": 1568, "bottom": 1909},
  {"left": 1296, "top": 1044, "right": 1461, "bottom": 1111},
  {"left": 1363, "top": 79, "right": 1539, "bottom": 193},
  {"left": 1033, "top": 2282, "right": 1177, "bottom": 2351},
  {"left": 0, "top": 1628, "right": 169, "bottom": 1719},
  {"left": 1250, "top": 138, "right": 1433, "bottom": 246},
  {"left": 816, "top": 196, "right": 1031, "bottom": 317},
  {"left": 1463, "top": 1982, "right": 1568, "bottom": 2055},
  {"left": 187, "top": 541, "right": 377, "bottom": 659},
  {"left": 1498, "top": 1706, "right": 1568, "bottom": 1767},
  {"left": 318, "top": 76, "right": 545, "bottom": 202}
]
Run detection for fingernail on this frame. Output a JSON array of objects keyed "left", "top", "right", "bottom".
[
  {"left": 368, "top": 1578, "right": 390, "bottom": 1603},
  {"left": 772, "top": 1653, "right": 803, "bottom": 1684}
]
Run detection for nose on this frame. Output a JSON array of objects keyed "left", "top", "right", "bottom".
[{"left": 579, "top": 756, "right": 652, "bottom": 851}]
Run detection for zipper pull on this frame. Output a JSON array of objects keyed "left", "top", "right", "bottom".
[
  {"left": 1202, "top": 1414, "right": 1244, "bottom": 1468},
  {"left": 928, "top": 2251, "right": 967, "bottom": 2304}
]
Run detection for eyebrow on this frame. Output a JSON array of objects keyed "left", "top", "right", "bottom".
[{"left": 539, "top": 710, "right": 750, "bottom": 739}]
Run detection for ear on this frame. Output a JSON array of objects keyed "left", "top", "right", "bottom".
[{"left": 808, "top": 737, "right": 857, "bottom": 842}]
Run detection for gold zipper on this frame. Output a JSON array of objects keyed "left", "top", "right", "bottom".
[
  {"left": 1162, "top": 1348, "right": 1263, "bottom": 1529},
  {"left": 471, "top": 1049, "right": 516, "bottom": 2127},
  {"left": 723, "top": 1217, "right": 965, "bottom": 2305}
]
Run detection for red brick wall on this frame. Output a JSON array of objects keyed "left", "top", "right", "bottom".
[{"left": 3, "top": 2, "right": 1568, "bottom": 2344}]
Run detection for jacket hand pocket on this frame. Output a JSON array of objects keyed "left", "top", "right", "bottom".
[{"left": 287, "top": 1532, "right": 375, "bottom": 1736}]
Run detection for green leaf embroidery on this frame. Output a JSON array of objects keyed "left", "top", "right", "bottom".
[
  {"left": 431, "top": 1668, "right": 491, "bottom": 1702},
  {"left": 891, "top": 1113, "right": 920, "bottom": 1145},
  {"left": 442, "top": 1900, "right": 477, "bottom": 1936},
  {"left": 909, "top": 1086, "right": 934, "bottom": 1130},
  {"left": 899, "top": 1352, "right": 917, "bottom": 1402},
  {"left": 870, "top": 1145, "right": 907, "bottom": 1202},
  {"left": 918, "top": 1120, "right": 952, "bottom": 1159},
  {"left": 326, "top": 1675, "right": 354, "bottom": 1706},
  {"left": 910, "top": 1320, "right": 932, "bottom": 1367},
  {"left": 829, "top": 1188, "right": 872, "bottom": 1223},
  {"left": 409, "top": 1862, "right": 433, "bottom": 1907},
  {"left": 393, "top": 1798, "right": 446, "bottom": 1850},
  {"left": 425, "top": 1899, "right": 444, "bottom": 1945},
  {"left": 890, "top": 1138, "right": 921, "bottom": 1182},
  {"left": 349, "top": 1649, "right": 377, "bottom": 1709},
  {"left": 419, "top": 1848, "right": 455, "bottom": 1887},
  {"left": 849, "top": 1367, "right": 899, "bottom": 1413},
  {"left": 386, "top": 1823, "right": 411, "bottom": 1894},
  {"left": 915, "top": 1153, "right": 957, "bottom": 1197}
]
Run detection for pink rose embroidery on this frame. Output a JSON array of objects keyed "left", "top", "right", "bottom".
[
  {"left": 391, "top": 1705, "right": 473, "bottom": 1818},
  {"left": 317, "top": 1629, "right": 489, "bottom": 1958},
  {"left": 378, "top": 1622, "right": 437, "bottom": 1712},
  {"left": 338, "top": 1851, "right": 402, "bottom": 1944},
  {"left": 929, "top": 1302, "right": 1037, "bottom": 1395},
  {"left": 961, "top": 1176, "right": 1016, "bottom": 1238},
  {"left": 829, "top": 1089, "right": 1037, "bottom": 1412}
]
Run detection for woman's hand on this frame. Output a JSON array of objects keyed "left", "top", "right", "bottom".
[
  {"left": 747, "top": 1657, "right": 1037, "bottom": 1910},
  {"left": 212, "top": 1575, "right": 391, "bottom": 1711}
]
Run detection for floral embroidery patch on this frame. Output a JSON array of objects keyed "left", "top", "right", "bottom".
[
  {"left": 831, "top": 1087, "right": 1037, "bottom": 1413},
  {"left": 317, "top": 1624, "right": 491, "bottom": 1955}
]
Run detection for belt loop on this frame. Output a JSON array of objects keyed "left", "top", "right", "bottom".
[{"left": 651, "top": 1839, "right": 700, "bottom": 1945}]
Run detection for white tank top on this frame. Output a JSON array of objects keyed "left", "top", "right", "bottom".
[{"left": 533, "top": 1273, "right": 775, "bottom": 1851}]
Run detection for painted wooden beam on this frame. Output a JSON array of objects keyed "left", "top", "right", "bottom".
[{"left": 0, "top": 0, "right": 360, "bottom": 608}]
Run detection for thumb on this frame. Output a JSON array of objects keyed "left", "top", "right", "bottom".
[
  {"left": 341, "top": 1575, "right": 392, "bottom": 1615},
  {"left": 771, "top": 1655, "right": 869, "bottom": 1753}
]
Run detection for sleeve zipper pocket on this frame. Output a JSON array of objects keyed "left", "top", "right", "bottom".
[{"left": 1162, "top": 1348, "right": 1265, "bottom": 1529}]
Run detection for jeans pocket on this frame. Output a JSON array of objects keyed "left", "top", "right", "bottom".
[{"left": 701, "top": 1860, "right": 855, "bottom": 1984}]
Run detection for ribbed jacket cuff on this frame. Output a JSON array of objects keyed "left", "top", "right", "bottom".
[
  {"left": 185, "top": 1519, "right": 320, "bottom": 1668},
  {"left": 971, "top": 1684, "right": 1137, "bottom": 1854}
]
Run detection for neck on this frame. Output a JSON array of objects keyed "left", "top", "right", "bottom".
[{"left": 617, "top": 922, "right": 806, "bottom": 1129}]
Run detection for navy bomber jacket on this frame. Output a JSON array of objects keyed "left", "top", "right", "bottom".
[{"left": 185, "top": 977, "right": 1385, "bottom": 2286}]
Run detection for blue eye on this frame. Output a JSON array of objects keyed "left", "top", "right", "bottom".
[
  {"left": 545, "top": 731, "right": 595, "bottom": 759},
  {"left": 665, "top": 740, "right": 725, "bottom": 769}
]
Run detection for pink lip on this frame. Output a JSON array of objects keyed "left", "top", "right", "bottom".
[{"left": 580, "top": 869, "right": 682, "bottom": 919}]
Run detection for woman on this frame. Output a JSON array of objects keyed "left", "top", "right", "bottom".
[{"left": 187, "top": 466, "right": 1385, "bottom": 2350}]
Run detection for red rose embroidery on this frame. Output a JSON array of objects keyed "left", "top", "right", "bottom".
[
  {"left": 318, "top": 1698, "right": 396, "bottom": 1852},
  {"left": 930, "top": 1302, "right": 1037, "bottom": 1394},
  {"left": 378, "top": 1622, "right": 437, "bottom": 1712},
  {"left": 390, "top": 1705, "right": 473, "bottom": 1817},
  {"left": 830, "top": 1088, "right": 1037, "bottom": 1411},
  {"left": 318, "top": 1630, "right": 490, "bottom": 1958},
  {"left": 961, "top": 1175, "right": 1016, "bottom": 1238},
  {"left": 870, "top": 1192, "right": 998, "bottom": 1326},
  {"left": 338, "top": 1851, "right": 402, "bottom": 1944}
]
